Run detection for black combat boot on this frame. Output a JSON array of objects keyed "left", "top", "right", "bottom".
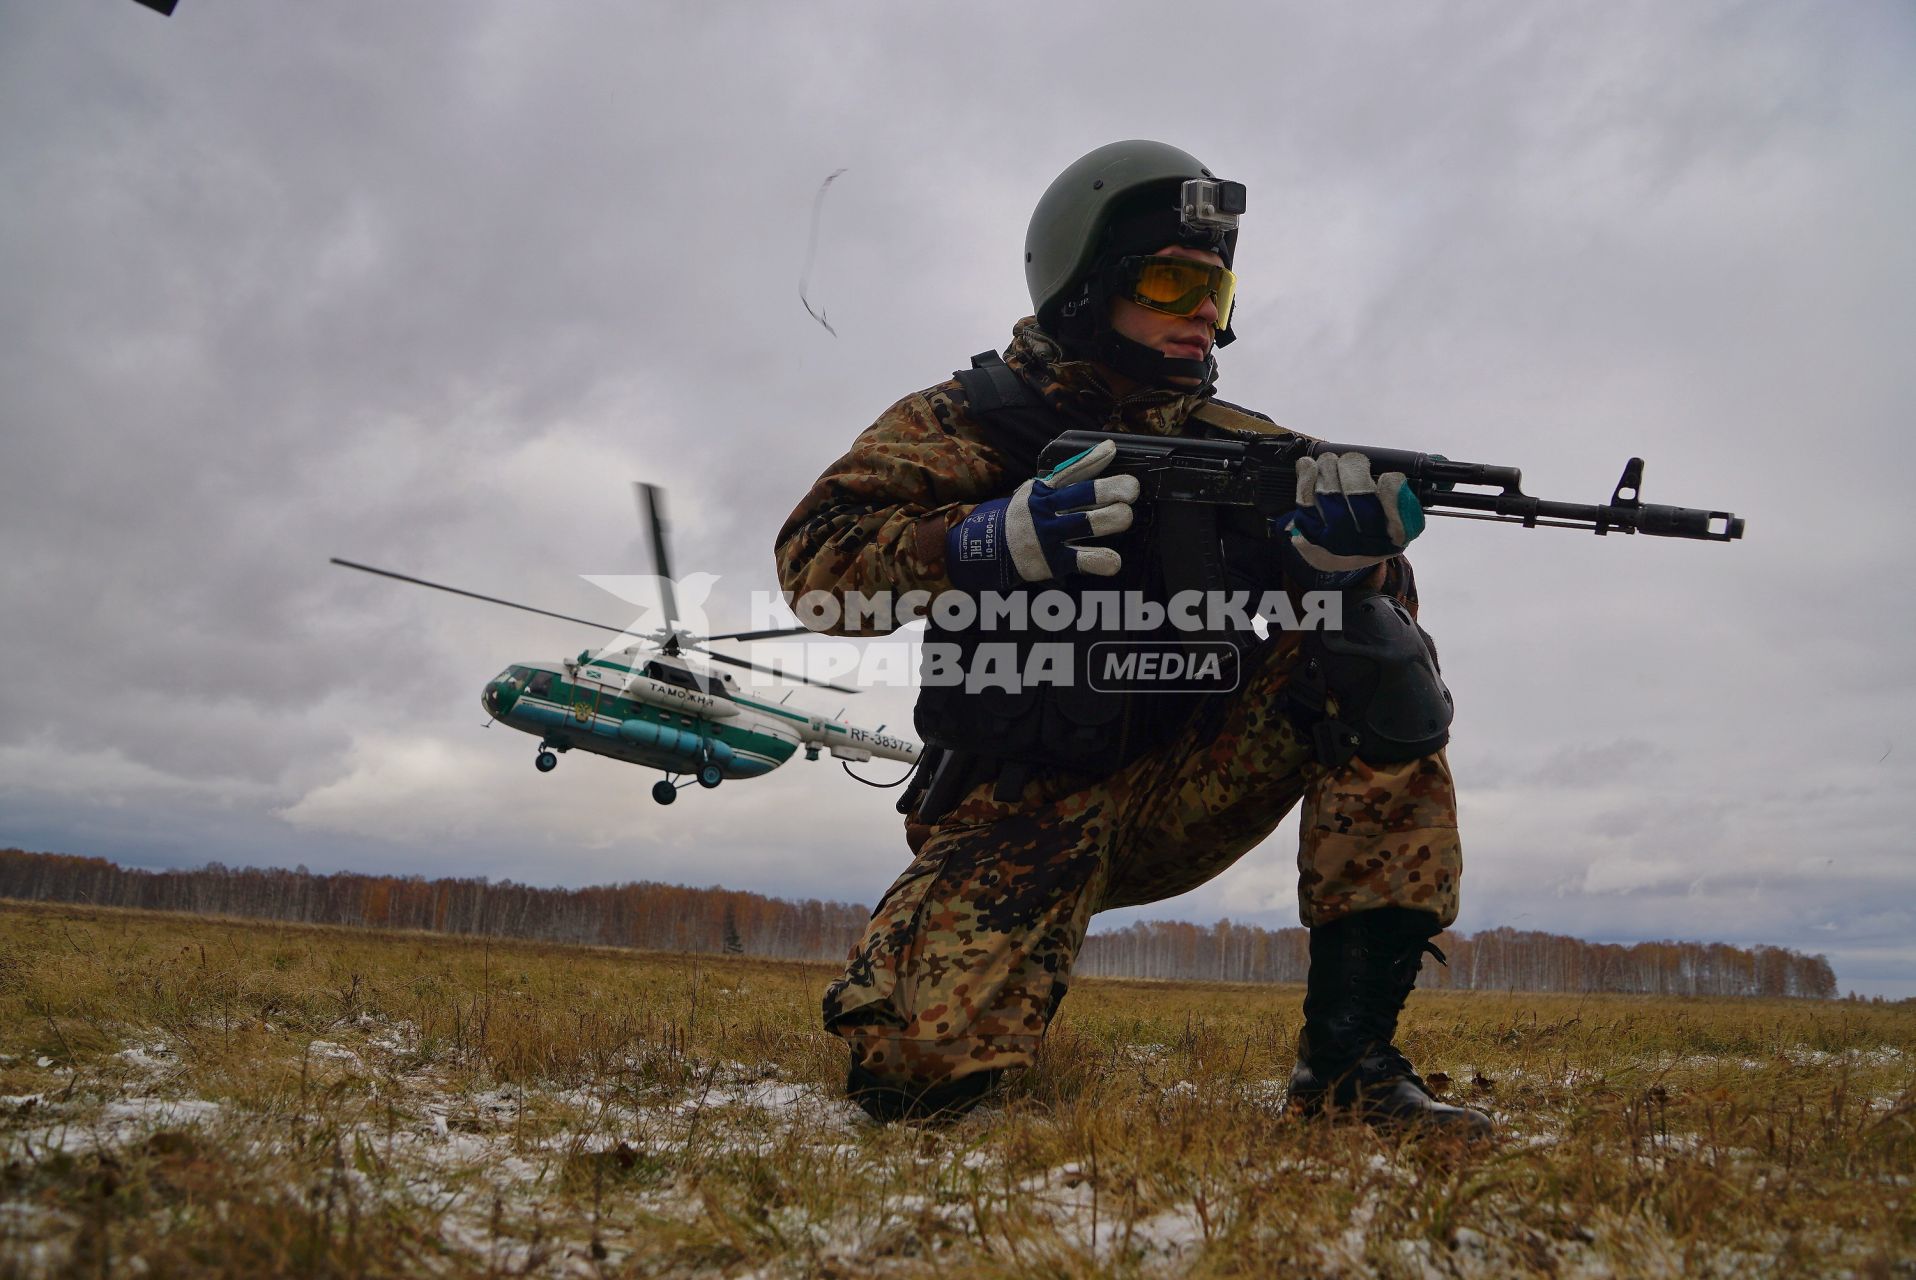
[
  {"left": 845, "top": 1059, "right": 1002, "bottom": 1124},
  {"left": 1287, "top": 907, "right": 1492, "bottom": 1139}
]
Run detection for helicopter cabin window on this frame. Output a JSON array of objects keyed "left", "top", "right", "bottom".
[
  {"left": 526, "top": 671, "right": 554, "bottom": 698},
  {"left": 643, "top": 662, "right": 703, "bottom": 692},
  {"left": 640, "top": 663, "right": 729, "bottom": 699}
]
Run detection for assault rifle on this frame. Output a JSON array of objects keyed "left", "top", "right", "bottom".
[{"left": 1035, "top": 430, "right": 1746, "bottom": 542}]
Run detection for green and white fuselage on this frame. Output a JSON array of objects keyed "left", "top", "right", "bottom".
[{"left": 482, "top": 647, "right": 918, "bottom": 787}]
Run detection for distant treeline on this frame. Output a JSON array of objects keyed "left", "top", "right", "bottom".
[
  {"left": 0, "top": 849, "right": 864, "bottom": 962},
  {"left": 0, "top": 849, "right": 1836, "bottom": 998},
  {"left": 1077, "top": 919, "right": 1839, "bottom": 999}
]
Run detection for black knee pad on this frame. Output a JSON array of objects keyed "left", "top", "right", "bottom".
[{"left": 1290, "top": 592, "right": 1453, "bottom": 766}]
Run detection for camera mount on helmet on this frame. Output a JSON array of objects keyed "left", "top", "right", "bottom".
[{"left": 1179, "top": 177, "right": 1246, "bottom": 237}]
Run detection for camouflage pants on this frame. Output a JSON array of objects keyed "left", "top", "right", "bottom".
[{"left": 822, "top": 623, "right": 1462, "bottom": 1095}]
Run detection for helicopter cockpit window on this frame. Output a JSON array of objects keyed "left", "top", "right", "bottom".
[{"left": 527, "top": 671, "right": 554, "bottom": 697}]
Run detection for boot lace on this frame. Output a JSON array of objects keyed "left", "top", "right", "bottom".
[{"left": 1349, "top": 938, "right": 1446, "bottom": 1091}]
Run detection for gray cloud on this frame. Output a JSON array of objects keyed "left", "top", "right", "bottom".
[{"left": 4, "top": 1, "right": 1912, "bottom": 995}]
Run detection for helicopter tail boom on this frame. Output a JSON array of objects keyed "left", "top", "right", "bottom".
[{"left": 799, "top": 718, "right": 919, "bottom": 765}]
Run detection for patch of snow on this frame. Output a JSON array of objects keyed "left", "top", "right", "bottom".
[
  {"left": 1323, "top": 1189, "right": 1380, "bottom": 1271},
  {"left": 678, "top": 1075, "right": 864, "bottom": 1131},
  {"left": 304, "top": 1040, "right": 363, "bottom": 1067},
  {"left": 364, "top": 1020, "right": 420, "bottom": 1055},
  {"left": 100, "top": 1097, "right": 222, "bottom": 1127},
  {"left": 115, "top": 1042, "right": 176, "bottom": 1075},
  {"left": 1771, "top": 1045, "right": 1904, "bottom": 1069},
  {"left": 1247, "top": 1077, "right": 1292, "bottom": 1107},
  {"left": 1450, "top": 1225, "right": 1490, "bottom": 1260},
  {"left": 1122, "top": 1204, "right": 1207, "bottom": 1256},
  {"left": 1392, "top": 1236, "right": 1445, "bottom": 1280},
  {"left": 1508, "top": 1131, "right": 1563, "bottom": 1151},
  {"left": 0, "top": 1200, "right": 69, "bottom": 1230},
  {"left": 14, "top": 1096, "right": 224, "bottom": 1156}
]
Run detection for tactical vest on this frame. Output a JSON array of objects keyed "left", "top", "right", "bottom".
[{"left": 910, "top": 351, "right": 1280, "bottom": 783}]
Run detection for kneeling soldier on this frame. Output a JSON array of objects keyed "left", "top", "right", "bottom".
[{"left": 776, "top": 140, "right": 1490, "bottom": 1138}]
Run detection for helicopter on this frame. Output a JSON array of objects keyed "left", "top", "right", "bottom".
[{"left": 332, "top": 483, "right": 920, "bottom": 805}]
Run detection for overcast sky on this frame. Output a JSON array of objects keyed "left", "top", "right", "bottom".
[{"left": 4, "top": 2, "right": 1912, "bottom": 996}]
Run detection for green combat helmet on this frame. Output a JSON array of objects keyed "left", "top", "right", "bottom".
[{"left": 1025, "top": 140, "right": 1246, "bottom": 388}]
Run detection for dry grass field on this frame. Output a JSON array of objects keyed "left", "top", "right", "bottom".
[{"left": 0, "top": 901, "right": 1909, "bottom": 1278}]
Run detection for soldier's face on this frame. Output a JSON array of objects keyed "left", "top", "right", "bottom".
[{"left": 1108, "top": 243, "right": 1226, "bottom": 385}]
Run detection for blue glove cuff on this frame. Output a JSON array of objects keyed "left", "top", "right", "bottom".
[{"left": 947, "top": 499, "right": 1012, "bottom": 593}]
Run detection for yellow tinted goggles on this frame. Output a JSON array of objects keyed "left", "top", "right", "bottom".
[{"left": 1122, "top": 255, "right": 1237, "bottom": 328}]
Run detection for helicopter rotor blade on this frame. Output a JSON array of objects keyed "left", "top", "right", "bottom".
[
  {"left": 691, "top": 644, "right": 861, "bottom": 694},
  {"left": 633, "top": 482, "right": 679, "bottom": 632},
  {"left": 705, "top": 625, "right": 815, "bottom": 642},
  {"left": 335, "top": 557, "right": 861, "bottom": 692},
  {"left": 330, "top": 558, "right": 642, "bottom": 637}
]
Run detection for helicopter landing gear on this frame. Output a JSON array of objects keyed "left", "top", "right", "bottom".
[
  {"left": 535, "top": 750, "right": 558, "bottom": 773},
  {"left": 696, "top": 762, "right": 723, "bottom": 789},
  {"left": 651, "top": 780, "right": 678, "bottom": 805}
]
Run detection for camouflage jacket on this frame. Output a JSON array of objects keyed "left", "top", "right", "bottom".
[{"left": 774, "top": 319, "right": 1283, "bottom": 636}]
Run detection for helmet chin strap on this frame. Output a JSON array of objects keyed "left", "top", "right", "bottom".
[{"left": 1090, "top": 326, "right": 1218, "bottom": 392}]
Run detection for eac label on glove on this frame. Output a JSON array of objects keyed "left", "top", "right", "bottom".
[
  {"left": 956, "top": 507, "right": 1002, "bottom": 562},
  {"left": 1088, "top": 642, "right": 1240, "bottom": 694}
]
